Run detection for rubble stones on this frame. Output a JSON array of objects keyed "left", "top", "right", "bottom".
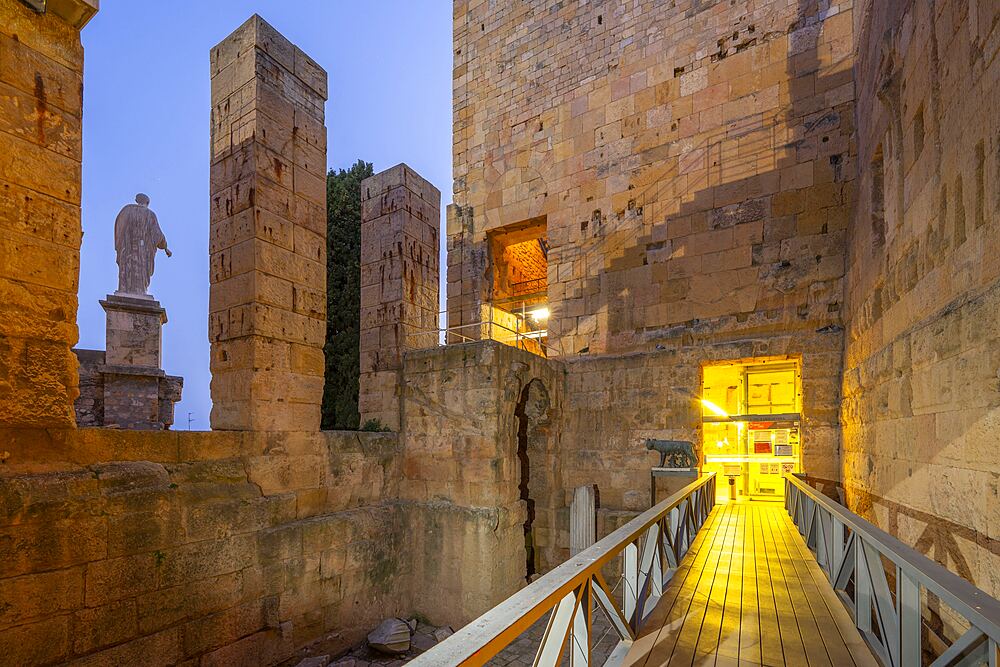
[
  {"left": 294, "top": 656, "right": 330, "bottom": 667},
  {"left": 366, "top": 618, "right": 411, "bottom": 654},
  {"left": 431, "top": 626, "right": 454, "bottom": 642}
]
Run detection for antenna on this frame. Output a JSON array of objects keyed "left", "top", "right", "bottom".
[{"left": 187, "top": 412, "right": 194, "bottom": 430}]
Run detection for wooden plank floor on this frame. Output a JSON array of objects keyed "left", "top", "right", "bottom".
[{"left": 622, "top": 501, "right": 878, "bottom": 667}]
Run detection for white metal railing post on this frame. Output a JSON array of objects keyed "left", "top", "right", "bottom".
[
  {"left": 535, "top": 589, "right": 578, "bottom": 666},
  {"left": 571, "top": 578, "right": 591, "bottom": 666},
  {"left": 624, "top": 541, "right": 638, "bottom": 627},
  {"left": 899, "top": 570, "right": 920, "bottom": 666}
]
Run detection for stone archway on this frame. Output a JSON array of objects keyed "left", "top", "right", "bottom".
[{"left": 514, "top": 378, "right": 554, "bottom": 580}]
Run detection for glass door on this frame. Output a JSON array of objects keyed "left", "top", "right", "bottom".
[{"left": 701, "top": 359, "right": 802, "bottom": 503}]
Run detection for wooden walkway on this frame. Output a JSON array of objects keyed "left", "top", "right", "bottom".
[{"left": 622, "top": 501, "right": 877, "bottom": 667}]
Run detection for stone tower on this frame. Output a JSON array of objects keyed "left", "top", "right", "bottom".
[
  {"left": 208, "top": 15, "right": 328, "bottom": 430},
  {"left": 359, "top": 164, "right": 441, "bottom": 430}
]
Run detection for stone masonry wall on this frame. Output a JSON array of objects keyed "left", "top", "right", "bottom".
[
  {"left": 559, "top": 327, "right": 843, "bottom": 545},
  {"left": 447, "top": 0, "right": 857, "bottom": 579},
  {"left": 842, "top": 0, "right": 1000, "bottom": 598},
  {"left": 451, "top": 0, "right": 856, "bottom": 358},
  {"left": 400, "top": 341, "right": 563, "bottom": 625},
  {"left": 209, "top": 16, "right": 329, "bottom": 431},
  {"left": 0, "top": 428, "right": 406, "bottom": 666},
  {"left": 0, "top": 0, "right": 94, "bottom": 428}
]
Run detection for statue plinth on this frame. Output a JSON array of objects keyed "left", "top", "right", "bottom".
[
  {"left": 113, "top": 290, "right": 155, "bottom": 301},
  {"left": 91, "top": 294, "right": 181, "bottom": 430},
  {"left": 100, "top": 294, "right": 167, "bottom": 368}
]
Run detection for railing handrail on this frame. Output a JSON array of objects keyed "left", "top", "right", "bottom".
[
  {"left": 785, "top": 473, "right": 1000, "bottom": 643},
  {"left": 411, "top": 472, "right": 717, "bottom": 666},
  {"left": 400, "top": 313, "right": 565, "bottom": 358}
]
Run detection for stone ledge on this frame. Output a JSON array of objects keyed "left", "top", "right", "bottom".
[
  {"left": 97, "top": 364, "right": 166, "bottom": 378},
  {"left": 27, "top": 0, "right": 99, "bottom": 29},
  {"left": 100, "top": 293, "right": 167, "bottom": 320},
  {"left": 0, "top": 428, "right": 403, "bottom": 467}
]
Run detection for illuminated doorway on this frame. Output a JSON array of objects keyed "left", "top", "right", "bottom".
[{"left": 700, "top": 358, "right": 802, "bottom": 503}]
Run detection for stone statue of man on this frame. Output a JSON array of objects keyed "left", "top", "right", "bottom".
[{"left": 114, "top": 193, "right": 171, "bottom": 296}]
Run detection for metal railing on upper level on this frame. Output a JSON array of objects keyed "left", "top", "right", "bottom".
[
  {"left": 410, "top": 473, "right": 716, "bottom": 666},
  {"left": 401, "top": 310, "right": 565, "bottom": 358},
  {"left": 785, "top": 474, "right": 1000, "bottom": 667}
]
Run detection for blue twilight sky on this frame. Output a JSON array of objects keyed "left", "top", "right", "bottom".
[{"left": 78, "top": 1, "right": 453, "bottom": 430}]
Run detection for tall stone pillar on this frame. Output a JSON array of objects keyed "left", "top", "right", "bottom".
[
  {"left": 0, "top": 0, "right": 97, "bottom": 428},
  {"left": 359, "top": 164, "right": 440, "bottom": 430},
  {"left": 209, "top": 16, "right": 328, "bottom": 431}
]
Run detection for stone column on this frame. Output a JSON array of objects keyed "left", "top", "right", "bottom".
[
  {"left": 0, "top": 0, "right": 97, "bottom": 428},
  {"left": 359, "top": 164, "right": 440, "bottom": 430},
  {"left": 209, "top": 15, "right": 328, "bottom": 431},
  {"left": 569, "top": 484, "right": 597, "bottom": 556}
]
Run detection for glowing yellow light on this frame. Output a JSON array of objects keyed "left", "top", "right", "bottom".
[
  {"left": 700, "top": 398, "right": 729, "bottom": 418},
  {"left": 529, "top": 307, "right": 550, "bottom": 321}
]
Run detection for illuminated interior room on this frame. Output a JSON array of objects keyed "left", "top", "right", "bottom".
[
  {"left": 484, "top": 217, "right": 550, "bottom": 355},
  {"left": 701, "top": 358, "right": 802, "bottom": 504}
]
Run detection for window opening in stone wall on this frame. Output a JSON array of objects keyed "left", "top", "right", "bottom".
[
  {"left": 871, "top": 144, "right": 886, "bottom": 250},
  {"left": 700, "top": 358, "right": 802, "bottom": 504},
  {"left": 485, "top": 217, "right": 549, "bottom": 356}
]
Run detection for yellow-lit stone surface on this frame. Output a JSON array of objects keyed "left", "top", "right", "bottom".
[
  {"left": 209, "top": 16, "right": 329, "bottom": 431},
  {"left": 1, "top": 0, "right": 998, "bottom": 663},
  {"left": 841, "top": 0, "right": 1000, "bottom": 600},
  {"left": 450, "top": 0, "right": 855, "bottom": 357},
  {"left": 400, "top": 341, "right": 562, "bottom": 622},
  {"left": 0, "top": 0, "right": 86, "bottom": 428},
  {"left": 433, "top": 0, "right": 857, "bottom": 613}
]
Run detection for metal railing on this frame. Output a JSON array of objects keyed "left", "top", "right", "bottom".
[
  {"left": 410, "top": 473, "right": 716, "bottom": 666},
  {"left": 401, "top": 311, "right": 565, "bottom": 358},
  {"left": 785, "top": 474, "right": 1000, "bottom": 667},
  {"left": 509, "top": 276, "right": 547, "bottom": 298}
]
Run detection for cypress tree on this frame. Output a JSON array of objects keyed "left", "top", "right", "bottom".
[{"left": 321, "top": 160, "right": 374, "bottom": 430}]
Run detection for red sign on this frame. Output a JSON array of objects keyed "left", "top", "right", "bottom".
[{"left": 754, "top": 441, "right": 772, "bottom": 454}]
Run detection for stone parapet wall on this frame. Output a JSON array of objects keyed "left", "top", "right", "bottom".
[
  {"left": 842, "top": 0, "right": 1000, "bottom": 599},
  {"left": 0, "top": 429, "right": 407, "bottom": 665}
]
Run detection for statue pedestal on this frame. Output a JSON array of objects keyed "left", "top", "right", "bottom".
[
  {"left": 100, "top": 294, "right": 166, "bottom": 367},
  {"left": 95, "top": 294, "right": 181, "bottom": 430},
  {"left": 650, "top": 467, "right": 699, "bottom": 507}
]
